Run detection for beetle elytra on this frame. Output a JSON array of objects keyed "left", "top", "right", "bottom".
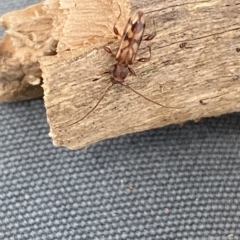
[{"left": 70, "top": 8, "right": 182, "bottom": 125}]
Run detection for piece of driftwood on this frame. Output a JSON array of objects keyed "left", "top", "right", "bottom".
[
  {"left": 0, "top": 3, "right": 56, "bottom": 102},
  {"left": 1, "top": 0, "right": 239, "bottom": 149},
  {"left": 39, "top": 0, "right": 240, "bottom": 149}
]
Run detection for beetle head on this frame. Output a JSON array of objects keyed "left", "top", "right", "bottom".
[{"left": 111, "top": 63, "right": 129, "bottom": 83}]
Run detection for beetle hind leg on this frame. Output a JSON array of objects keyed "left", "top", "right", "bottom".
[
  {"left": 113, "top": 4, "right": 122, "bottom": 37},
  {"left": 143, "top": 18, "right": 156, "bottom": 41},
  {"left": 103, "top": 46, "right": 116, "bottom": 58},
  {"left": 136, "top": 46, "right": 152, "bottom": 63},
  {"left": 143, "top": 31, "right": 156, "bottom": 41}
]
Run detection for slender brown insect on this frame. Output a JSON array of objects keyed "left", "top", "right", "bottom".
[{"left": 71, "top": 9, "right": 181, "bottom": 125}]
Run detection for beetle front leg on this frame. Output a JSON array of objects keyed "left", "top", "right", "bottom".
[{"left": 128, "top": 67, "right": 136, "bottom": 76}]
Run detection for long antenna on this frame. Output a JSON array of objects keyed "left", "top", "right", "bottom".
[
  {"left": 119, "top": 82, "right": 183, "bottom": 109},
  {"left": 69, "top": 83, "right": 114, "bottom": 126}
]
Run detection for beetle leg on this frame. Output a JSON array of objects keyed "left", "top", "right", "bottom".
[
  {"left": 92, "top": 70, "right": 110, "bottom": 82},
  {"left": 136, "top": 46, "right": 151, "bottom": 62},
  {"left": 103, "top": 46, "right": 115, "bottom": 58},
  {"left": 113, "top": 4, "right": 122, "bottom": 37},
  {"left": 143, "top": 32, "right": 156, "bottom": 41},
  {"left": 128, "top": 67, "right": 136, "bottom": 76},
  {"left": 103, "top": 46, "right": 113, "bottom": 53},
  {"left": 143, "top": 19, "right": 156, "bottom": 41}
]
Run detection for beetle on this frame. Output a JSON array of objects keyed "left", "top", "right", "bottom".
[{"left": 71, "top": 9, "right": 180, "bottom": 125}]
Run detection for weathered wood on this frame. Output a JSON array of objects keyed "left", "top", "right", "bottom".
[
  {"left": 0, "top": 3, "right": 56, "bottom": 102},
  {"left": 41, "top": 0, "right": 240, "bottom": 149}
]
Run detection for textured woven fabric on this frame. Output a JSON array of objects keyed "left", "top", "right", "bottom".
[
  {"left": 1, "top": 101, "right": 240, "bottom": 240},
  {"left": 1, "top": 2, "right": 240, "bottom": 240}
]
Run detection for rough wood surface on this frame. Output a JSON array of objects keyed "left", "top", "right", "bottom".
[
  {"left": 40, "top": 0, "right": 240, "bottom": 149},
  {"left": 0, "top": 3, "right": 56, "bottom": 102}
]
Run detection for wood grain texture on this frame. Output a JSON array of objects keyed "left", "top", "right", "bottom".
[
  {"left": 0, "top": 3, "right": 56, "bottom": 102},
  {"left": 40, "top": 0, "right": 240, "bottom": 149}
]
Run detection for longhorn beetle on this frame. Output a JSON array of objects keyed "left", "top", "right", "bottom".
[{"left": 71, "top": 9, "right": 181, "bottom": 125}]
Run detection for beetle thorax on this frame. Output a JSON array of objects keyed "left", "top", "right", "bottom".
[{"left": 111, "top": 63, "right": 129, "bottom": 83}]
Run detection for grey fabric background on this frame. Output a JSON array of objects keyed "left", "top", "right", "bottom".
[{"left": 1, "top": 1, "right": 240, "bottom": 239}]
